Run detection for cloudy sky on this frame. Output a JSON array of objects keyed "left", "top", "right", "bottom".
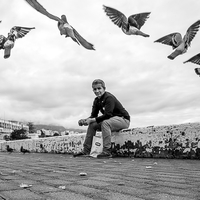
[{"left": 0, "top": 0, "right": 200, "bottom": 130}]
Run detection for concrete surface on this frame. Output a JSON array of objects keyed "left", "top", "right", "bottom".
[{"left": 0, "top": 152, "right": 200, "bottom": 200}]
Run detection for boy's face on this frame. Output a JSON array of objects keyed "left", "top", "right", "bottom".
[{"left": 92, "top": 84, "right": 105, "bottom": 98}]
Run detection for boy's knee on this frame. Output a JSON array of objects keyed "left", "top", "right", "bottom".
[
  {"left": 101, "top": 120, "right": 111, "bottom": 129},
  {"left": 89, "top": 122, "right": 97, "bottom": 128}
]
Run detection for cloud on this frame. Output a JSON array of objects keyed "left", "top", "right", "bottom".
[{"left": 0, "top": 0, "right": 200, "bottom": 129}]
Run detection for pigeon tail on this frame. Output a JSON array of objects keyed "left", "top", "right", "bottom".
[
  {"left": 135, "top": 30, "right": 150, "bottom": 37},
  {"left": 168, "top": 50, "right": 182, "bottom": 60},
  {"left": 142, "top": 33, "right": 150, "bottom": 37},
  {"left": 4, "top": 47, "right": 12, "bottom": 59}
]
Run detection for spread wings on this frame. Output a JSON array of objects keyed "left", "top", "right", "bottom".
[
  {"left": 183, "top": 20, "right": 200, "bottom": 46},
  {"left": 184, "top": 53, "right": 200, "bottom": 65},
  {"left": 24, "top": 0, "right": 64, "bottom": 23},
  {"left": 103, "top": 5, "right": 128, "bottom": 30},
  {"left": 9, "top": 26, "right": 35, "bottom": 39},
  {"left": 155, "top": 20, "right": 200, "bottom": 49},
  {"left": 154, "top": 32, "right": 183, "bottom": 49},
  {"left": 128, "top": 12, "right": 150, "bottom": 29}
]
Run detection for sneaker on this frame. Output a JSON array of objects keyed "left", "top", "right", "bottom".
[
  {"left": 97, "top": 151, "right": 112, "bottom": 158},
  {"left": 73, "top": 151, "right": 89, "bottom": 157}
]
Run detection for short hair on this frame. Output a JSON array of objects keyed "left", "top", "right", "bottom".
[{"left": 92, "top": 79, "right": 106, "bottom": 89}]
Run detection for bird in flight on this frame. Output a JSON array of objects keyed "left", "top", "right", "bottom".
[
  {"left": 194, "top": 68, "right": 200, "bottom": 76},
  {"left": 0, "top": 24, "right": 35, "bottom": 58},
  {"left": 184, "top": 53, "right": 200, "bottom": 65},
  {"left": 154, "top": 20, "right": 200, "bottom": 60},
  {"left": 24, "top": 0, "right": 95, "bottom": 50},
  {"left": 103, "top": 5, "right": 151, "bottom": 37},
  {"left": 184, "top": 53, "right": 200, "bottom": 77}
]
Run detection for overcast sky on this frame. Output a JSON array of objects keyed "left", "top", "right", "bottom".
[{"left": 0, "top": 0, "right": 200, "bottom": 130}]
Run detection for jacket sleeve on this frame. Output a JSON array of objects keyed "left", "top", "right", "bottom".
[
  {"left": 89, "top": 98, "right": 99, "bottom": 118},
  {"left": 95, "top": 96, "right": 115, "bottom": 123}
]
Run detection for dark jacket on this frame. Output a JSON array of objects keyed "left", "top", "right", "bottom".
[{"left": 90, "top": 92, "right": 130, "bottom": 123}]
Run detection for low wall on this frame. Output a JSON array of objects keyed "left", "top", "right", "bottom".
[{"left": 1, "top": 122, "right": 200, "bottom": 159}]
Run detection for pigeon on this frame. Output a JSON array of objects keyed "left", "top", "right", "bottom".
[
  {"left": 0, "top": 35, "right": 6, "bottom": 51},
  {"left": 194, "top": 68, "right": 200, "bottom": 76},
  {"left": 6, "top": 145, "right": 14, "bottom": 153},
  {"left": 103, "top": 5, "right": 150, "bottom": 37},
  {"left": 0, "top": 25, "right": 35, "bottom": 58},
  {"left": 20, "top": 146, "right": 30, "bottom": 154},
  {"left": 183, "top": 53, "right": 200, "bottom": 65},
  {"left": 40, "top": 144, "right": 47, "bottom": 153},
  {"left": 24, "top": 0, "right": 95, "bottom": 50},
  {"left": 0, "top": 21, "right": 6, "bottom": 54},
  {"left": 183, "top": 53, "right": 200, "bottom": 76},
  {"left": 154, "top": 20, "right": 200, "bottom": 60}
]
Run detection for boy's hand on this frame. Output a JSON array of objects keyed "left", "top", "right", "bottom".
[{"left": 78, "top": 119, "right": 87, "bottom": 126}]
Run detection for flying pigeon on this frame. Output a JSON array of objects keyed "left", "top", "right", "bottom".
[
  {"left": 194, "top": 68, "right": 200, "bottom": 76},
  {"left": 24, "top": 0, "right": 95, "bottom": 50},
  {"left": 103, "top": 5, "right": 150, "bottom": 37},
  {"left": 0, "top": 21, "right": 6, "bottom": 51},
  {"left": 0, "top": 26, "right": 35, "bottom": 59},
  {"left": 183, "top": 53, "right": 200, "bottom": 65},
  {"left": 154, "top": 20, "right": 200, "bottom": 60},
  {"left": 0, "top": 35, "right": 6, "bottom": 51},
  {"left": 183, "top": 53, "right": 200, "bottom": 76}
]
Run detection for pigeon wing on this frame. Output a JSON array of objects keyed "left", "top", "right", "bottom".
[
  {"left": 9, "top": 26, "right": 35, "bottom": 39},
  {"left": 73, "top": 28, "right": 95, "bottom": 50},
  {"left": 183, "top": 53, "right": 200, "bottom": 65},
  {"left": 128, "top": 12, "right": 150, "bottom": 29},
  {"left": 154, "top": 32, "right": 182, "bottom": 49},
  {"left": 103, "top": 5, "right": 128, "bottom": 30},
  {"left": 194, "top": 68, "right": 200, "bottom": 76},
  {"left": 0, "top": 35, "right": 6, "bottom": 49},
  {"left": 24, "top": 0, "right": 63, "bottom": 23},
  {"left": 183, "top": 20, "right": 200, "bottom": 46}
]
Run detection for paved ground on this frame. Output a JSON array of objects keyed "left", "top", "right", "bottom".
[{"left": 0, "top": 152, "right": 200, "bottom": 200}]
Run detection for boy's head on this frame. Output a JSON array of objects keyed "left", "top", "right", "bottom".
[
  {"left": 92, "top": 79, "right": 106, "bottom": 89},
  {"left": 92, "top": 79, "right": 106, "bottom": 98}
]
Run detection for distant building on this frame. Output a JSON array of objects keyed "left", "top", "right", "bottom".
[{"left": 0, "top": 119, "right": 29, "bottom": 140}]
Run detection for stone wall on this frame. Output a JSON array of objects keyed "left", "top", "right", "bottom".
[
  {"left": 111, "top": 123, "right": 200, "bottom": 159},
  {"left": 1, "top": 122, "right": 200, "bottom": 159},
  {"left": 0, "top": 134, "right": 86, "bottom": 154}
]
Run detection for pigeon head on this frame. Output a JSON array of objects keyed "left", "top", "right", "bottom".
[{"left": 61, "top": 15, "right": 68, "bottom": 23}]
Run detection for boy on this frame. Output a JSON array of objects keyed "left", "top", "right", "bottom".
[{"left": 74, "top": 79, "right": 130, "bottom": 158}]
